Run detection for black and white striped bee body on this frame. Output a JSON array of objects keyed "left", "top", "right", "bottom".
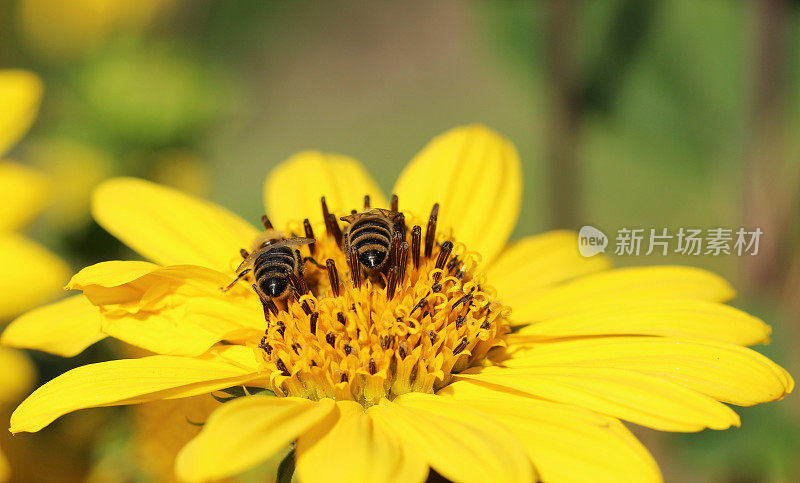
[
  {"left": 341, "top": 208, "right": 403, "bottom": 275},
  {"left": 224, "top": 230, "right": 314, "bottom": 302}
]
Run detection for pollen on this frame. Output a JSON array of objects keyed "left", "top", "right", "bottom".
[{"left": 254, "top": 200, "right": 511, "bottom": 407}]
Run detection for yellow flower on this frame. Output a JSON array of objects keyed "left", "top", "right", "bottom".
[
  {"left": 0, "top": 69, "right": 66, "bottom": 483},
  {"left": 8, "top": 126, "right": 793, "bottom": 482}
]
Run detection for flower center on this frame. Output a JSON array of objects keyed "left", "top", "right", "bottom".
[{"left": 251, "top": 198, "right": 509, "bottom": 407}]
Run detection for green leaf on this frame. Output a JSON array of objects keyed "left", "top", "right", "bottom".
[{"left": 276, "top": 447, "right": 295, "bottom": 483}]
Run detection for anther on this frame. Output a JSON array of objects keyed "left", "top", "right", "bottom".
[
  {"left": 261, "top": 341, "right": 273, "bottom": 356},
  {"left": 431, "top": 283, "right": 442, "bottom": 293},
  {"left": 303, "top": 219, "right": 316, "bottom": 254},
  {"left": 364, "top": 194, "right": 371, "bottom": 209},
  {"left": 410, "top": 297, "right": 427, "bottom": 315},
  {"left": 288, "top": 271, "right": 307, "bottom": 295},
  {"left": 340, "top": 373, "right": 349, "bottom": 383},
  {"left": 435, "top": 241, "right": 453, "bottom": 271},
  {"left": 326, "top": 213, "right": 343, "bottom": 246},
  {"left": 390, "top": 193, "right": 398, "bottom": 212},
  {"left": 301, "top": 300, "right": 312, "bottom": 316},
  {"left": 453, "top": 337, "right": 469, "bottom": 355},
  {"left": 276, "top": 320, "right": 285, "bottom": 337},
  {"left": 276, "top": 359, "right": 290, "bottom": 376},
  {"left": 411, "top": 225, "right": 422, "bottom": 269},
  {"left": 239, "top": 248, "right": 249, "bottom": 259},
  {"left": 309, "top": 312, "right": 318, "bottom": 335},
  {"left": 266, "top": 299, "right": 279, "bottom": 317},
  {"left": 455, "top": 315, "right": 466, "bottom": 329},
  {"left": 336, "top": 312, "right": 346, "bottom": 325},
  {"left": 395, "top": 212, "right": 406, "bottom": 239},
  {"left": 424, "top": 203, "right": 439, "bottom": 258},
  {"left": 386, "top": 266, "right": 400, "bottom": 300},
  {"left": 398, "top": 241, "right": 409, "bottom": 283},
  {"left": 451, "top": 289, "right": 474, "bottom": 310},
  {"left": 326, "top": 333, "right": 335, "bottom": 346},
  {"left": 348, "top": 249, "right": 361, "bottom": 288},
  {"left": 326, "top": 259, "right": 340, "bottom": 297},
  {"left": 261, "top": 214, "right": 273, "bottom": 230},
  {"left": 368, "top": 359, "right": 377, "bottom": 375},
  {"left": 291, "top": 343, "right": 301, "bottom": 355},
  {"left": 321, "top": 196, "right": 330, "bottom": 226},
  {"left": 429, "top": 331, "right": 437, "bottom": 344},
  {"left": 344, "top": 344, "right": 353, "bottom": 355}
]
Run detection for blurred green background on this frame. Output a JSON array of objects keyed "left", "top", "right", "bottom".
[{"left": 1, "top": 0, "right": 799, "bottom": 481}]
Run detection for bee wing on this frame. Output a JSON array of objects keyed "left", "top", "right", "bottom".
[{"left": 267, "top": 237, "right": 315, "bottom": 249}]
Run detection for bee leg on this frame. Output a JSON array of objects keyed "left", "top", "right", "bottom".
[
  {"left": 302, "top": 256, "right": 327, "bottom": 269},
  {"left": 252, "top": 283, "right": 279, "bottom": 320},
  {"left": 221, "top": 268, "right": 251, "bottom": 292}
]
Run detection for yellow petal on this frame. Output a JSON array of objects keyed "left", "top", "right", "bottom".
[
  {"left": 486, "top": 231, "right": 611, "bottom": 322},
  {"left": 0, "top": 70, "right": 42, "bottom": 157},
  {"left": 459, "top": 365, "right": 740, "bottom": 432},
  {"left": 438, "top": 381, "right": 662, "bottom": 483},
  {"left": 92, "top": 177, "right": 259, "bottom": 272},
  {"left": 176, "top": 396, "right": 336, "bottom": 482},
  {"left": 512, "top": 265, "right": 736, "bottom": 322},
  {"left": 264, "top": 151, "right": 389, "bottom": 229},
  {"left": 69, "top": 262, "right": 263, "bottom": 356},
  {"left": 10, "top": 346, "right": 262, "bottom": 433},
  {"left": 503, "top": 337, "right": 793, "bottom": 406},
  {"left": 0, "top": 234, "right": 70, "bottom": 320},
  {"left": 392, "top": 125, "right": 522, "bottom": 266},
  {"left": 0, "top": 161, "right": 49, "bottom": 232},
  {"left": 2, "top": 296, "right": 106, "bottom": 357},
  {"left": 512, "top": 297, "right": 771, "bottom": 346},
  {"left": 0, "top": 347, "right": 36, "bottom": 403},
  {"left": 368, "top": 394, "right": 533, "bottom": 483},
  {"left": 296, "top": 400, "right": 428, "bottom": 483}
]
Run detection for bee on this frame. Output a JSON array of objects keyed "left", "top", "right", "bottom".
[
  {"left": 340, "top": 208, "right": 403, "bottom": 276},
  {"left": 223, "top": 229, "right": 315, "bottom": 304}
]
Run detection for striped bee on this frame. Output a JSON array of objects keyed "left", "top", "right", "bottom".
[
  {"left": 223, "top": 224, "right": 314, "bottom": 310},
  {"left": 340, "top": 208, "right": 403, "bottom": 276}
]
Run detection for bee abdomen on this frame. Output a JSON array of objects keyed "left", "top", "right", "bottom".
[{"left": 253, "top": 247, "right": 295, "bottom": 297}]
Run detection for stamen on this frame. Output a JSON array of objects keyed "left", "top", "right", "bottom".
[
  {"left": 396, "top": 212, "right": 406, "bottom": 238},
  {"left": 261, "top": 214, "right": 273, "bottom": 230},
  {"left": 453, "top": 337, "right": 468, "bottom": 355},
  {"left": 348, "top": 249, "right": 361, "bottom": 288},
  {"left": 326, "top": 259, "right": 340, "bottom": 297},
  {"left": 303, "top": 219, "right": 316, "bottom": 255},
  {"left": 364, "top": 194, "right": 371, "bottom": 209},
  {"left": 276, "top": 359, "right": 290, "bottom": 376},
  {"left": 410, "top": 297, "right": 427, "bottom": 315},
  {"left": 411, "top": 225, "right": 421, "bottom": 269},
  {"left": 321, "top": 196, "right": 330, "bottom": 226},
  {"left": 386, "top": 266, "right": 399, "bottom": 300},
  {"left": 326, "top": 213, "right": 343, "bottom": 247},
  {"left": 326, "top": 333, "right": 335, "bottom": 346},
  {"left": 424, "top": 203, "right": 439, "bottom": 258},
  {"left": 368, "top": 359, "right": 377, "bottom": 375},
  {"left": 397, "top": 241, "right": 409, "bottom": 283},
  {"left": 336, "top": 312, "right": 345, "bottom": 325},
  {"left": 340, "top": 373, "right": 349, "bottom": 383},
  {"left": 288, "top": 270, "right": 307, "bottom": 295},
  {"left": 309, "top": 312, "right": 318, "bottom": 335},
  {"left": 433, "top": 241, "right": 454, "bottom": 282},
  {"left": 390, "top": 193, "right": 398, "bottom": 212}
]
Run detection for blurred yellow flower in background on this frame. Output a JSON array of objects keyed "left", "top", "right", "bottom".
[
  {"left": 0, "top": 70, "right": 70, "bottom": 320},
  {"left": 18, "top": 0, "right": 177, "bottom": 61},
  {"left": 0, "top": 69, "right": 69, "bottom": 482},
  {"left": 5, "top": 125, "right": 794, "bottom": 482}
]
